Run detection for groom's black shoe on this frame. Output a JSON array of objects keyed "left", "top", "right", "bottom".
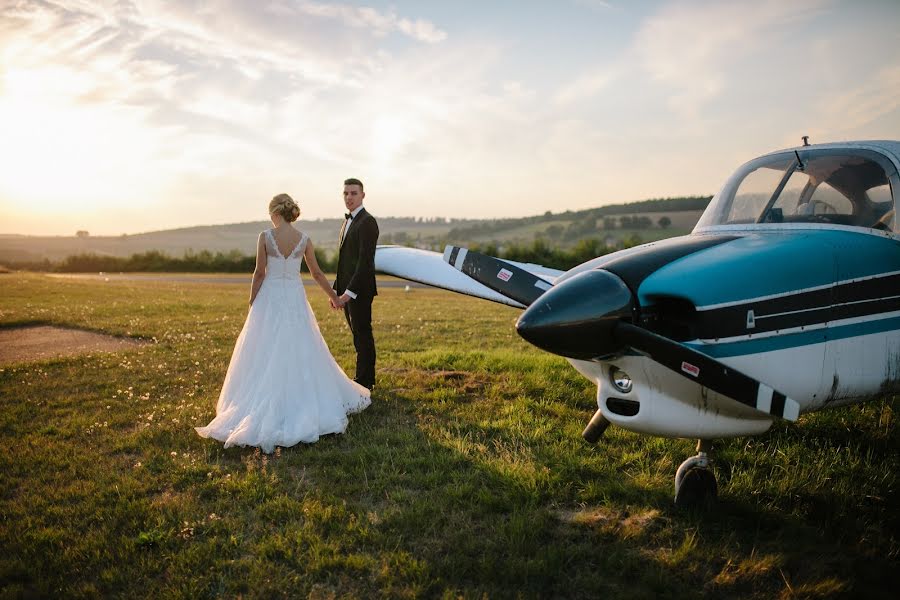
[{"left": 354, "top": 378, "right": 375, "bottom": 391}]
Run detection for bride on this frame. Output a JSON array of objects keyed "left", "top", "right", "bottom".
[{"left": 196, "top": 193, "right": 371, "bottom": 452}]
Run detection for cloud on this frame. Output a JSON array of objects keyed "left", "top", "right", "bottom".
[
  {"left": 634, "top": 0, "right": 830, "bottom": 118},
  {"left": 6, "top": 0, "right": 895, "bottom": 237},
  {"left": 295, "top": 1, "right": 447, "bottom": 43},
  {"left": 0, "top": 1, "right": 451, "bottom": 146},
  {"left": 0, "top": 0, "right": 503, "bottom": 231},
  {"left": 573, "top": 0, "right": 613, "bottom": 10},
  {"left": 815, "top": 65, "right": 900, "bottom": 133},
  {"left": 5, "top": 1, "right": 447, "bottom": 92},
  {"left": 553, "top": 68, "right": 617, "bottom": 106},
  {"left": 552, "top": 1, "right": 828, "bottom": 117}
]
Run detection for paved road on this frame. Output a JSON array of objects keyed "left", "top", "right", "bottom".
[{"left": 47, "top": 273, "right": 433, "bottom": 288}]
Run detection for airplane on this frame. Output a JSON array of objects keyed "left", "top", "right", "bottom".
[{"left": 375, "top": 139, "right": 900, "bottom": 507}]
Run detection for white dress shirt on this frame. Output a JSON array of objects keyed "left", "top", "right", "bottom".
[{"left": 343, "top": 205, "right": 365, "bottom": 299}]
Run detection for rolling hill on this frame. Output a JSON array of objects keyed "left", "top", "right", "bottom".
[{"left": 0, "top": 196, "right": 711, "bottom": 264}]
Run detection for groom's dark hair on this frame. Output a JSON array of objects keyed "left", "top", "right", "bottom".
[{"left": 344, "top": 177, "right": 364, "bottom": 192}]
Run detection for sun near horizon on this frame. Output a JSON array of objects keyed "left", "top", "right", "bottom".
[{"left": 2, "top": 1, "right": 899, "bottom": 237}]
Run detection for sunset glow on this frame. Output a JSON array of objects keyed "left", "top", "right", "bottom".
[{"left": 1, "top": 0, "right": 899, "bottom": 235}]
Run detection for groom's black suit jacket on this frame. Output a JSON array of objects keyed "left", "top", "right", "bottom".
[{"left": 334, "top": 208, "right": 379, "bottom": 300}]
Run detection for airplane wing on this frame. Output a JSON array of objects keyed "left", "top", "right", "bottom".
[
  {"left": 375, "top": 245, "right": 527, "bottom": 308},
  {"left": 441, "top": 245, "right": 563, "bottom": 307},
  {"left": 450, "top": 250, "right": 565, "bottom": 283},
  {"left": 375, "top": 245, "right": 564, "bottom": 308}
]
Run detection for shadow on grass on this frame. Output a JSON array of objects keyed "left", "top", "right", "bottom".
[
  {"left": 304, "top": 373, "right": 898, "bottom": 599},
  {"left": 2, "top": 352, "right": 897, "bottom": 599}
]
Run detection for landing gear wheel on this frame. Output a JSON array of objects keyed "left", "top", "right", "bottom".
[
  {"left": 674, "top": 467, "right": 718, "bottom": 508},
  {"left": 674, "top": 439, "right": 718, "bottom": 508}
]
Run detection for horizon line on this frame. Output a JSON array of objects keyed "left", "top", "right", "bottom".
[{"left": 1, "top": 195, "right": 713, "bottom": 238}]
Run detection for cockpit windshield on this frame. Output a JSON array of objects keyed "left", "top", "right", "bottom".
[{"left": 695, "top": 149, "right": 896, "bottom": 232}]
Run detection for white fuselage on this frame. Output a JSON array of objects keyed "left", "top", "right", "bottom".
[{"left": 569, "top": 322, "right": 900, "bottom": 438}]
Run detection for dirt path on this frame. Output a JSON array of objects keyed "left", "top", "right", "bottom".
[{"left": 0, "top": 325, "right": 147, "bottom": 366}]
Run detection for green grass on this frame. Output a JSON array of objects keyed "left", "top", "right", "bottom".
[{"left": 0, "top": 272, "right": 897, "bottom": 598}]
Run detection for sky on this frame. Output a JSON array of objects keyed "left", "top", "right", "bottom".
[{"left": 1, "top": 0, "right": 899, "bottom": 236}]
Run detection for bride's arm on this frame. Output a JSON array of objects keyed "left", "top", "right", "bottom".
[
  {"left": 304, "top": 239, "right": 338, "bottom": 303},
  {"left": 249, "top": 232, "right": 267, "bottom": 306}
]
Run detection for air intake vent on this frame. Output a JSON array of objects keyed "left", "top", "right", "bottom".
[{"left": 606, "top": 397, "right": 640, "bottom": 417}]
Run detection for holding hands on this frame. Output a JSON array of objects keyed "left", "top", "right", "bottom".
[{"left": 330, "top": 293, "right": 350, "bottom": 310}]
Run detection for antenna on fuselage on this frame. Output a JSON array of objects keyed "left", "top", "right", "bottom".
[{"left": 794, "top": 136, "right": 809, "bottom": 171}]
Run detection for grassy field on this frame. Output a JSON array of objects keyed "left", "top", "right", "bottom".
[{"left": 0, "top": 272, "right": 897, "bottom": 598}]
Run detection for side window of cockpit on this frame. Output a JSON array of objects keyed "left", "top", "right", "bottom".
[
  {"left": 770, "top": 169, "right": 810, "bottom": 220},
  {"left": 869, "top": 184, "right": 895, "bottom": 230},
  {"left": 804, "top": 182, "right": 854, "bottom": 217},
  {"left": 868, "top": 184, "right": 891, "bottom": 204},
  {"left": 729, "top": 166, "right": 785, "bottom": 223},
  {"left": 768, "top": 170, "right": 855, "bottom": 222}
]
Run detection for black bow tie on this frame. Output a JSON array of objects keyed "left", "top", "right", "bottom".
[{"left": 344, "top": 212, "right": 352, "bottom": 220}]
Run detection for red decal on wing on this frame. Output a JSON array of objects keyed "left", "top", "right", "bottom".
[{"left": 681, "top": 361, "right": 700, "bottom": 377}]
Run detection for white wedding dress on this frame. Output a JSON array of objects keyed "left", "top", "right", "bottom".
[{"left": 196, "top": 229, "right": 371, "bottom": 452}]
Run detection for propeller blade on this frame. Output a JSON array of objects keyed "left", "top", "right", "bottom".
[
  {"left": 614, "top": 322, "right": 800, "bottom": 421},
  {"left": 443, "top": 245, "right": 553, "bottom": 307}
]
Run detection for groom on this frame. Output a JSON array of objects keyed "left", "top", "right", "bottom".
[{"left": 332, "top": 177, "right": 379, "bottom": 390}]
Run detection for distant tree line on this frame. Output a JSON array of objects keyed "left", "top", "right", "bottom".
[
  {"left": 447, "top": 196, "right": 710, "bottom": 240},
  {"left": 7, "top": 248, "right": 339, "bottom": 274},
  {"left": 6, "top": 233, "right": 648, "bottom": 274},
  {"left": 7, "top": 198, "right": 690, "bottom": 274},
  {"left": 583, "top": 195, "right": 711, "bottom": 216},
  {"left": 446, "top": 215, "right": 546, "bottom": 240},
  {"left": 471, "top": 234, "right": 646, "bottom": 271}
]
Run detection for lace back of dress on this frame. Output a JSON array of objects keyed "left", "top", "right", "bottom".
[
  {"left": 264, "top": 230, "right": 280, "bottom": 258},
  {"left": 265, "top": 229, "right": 307, "bottom": 261},
  {"left": 295, "top": 234, "right": 308, "bottom": 264}
]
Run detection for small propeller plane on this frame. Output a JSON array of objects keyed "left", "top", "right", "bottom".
[{"left": 375, "top": 139, "right": 900, "bottom": 506}]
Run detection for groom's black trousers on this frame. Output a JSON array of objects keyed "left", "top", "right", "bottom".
[{"left": 344, "top": 297, "right": 376, "bottom": 389}]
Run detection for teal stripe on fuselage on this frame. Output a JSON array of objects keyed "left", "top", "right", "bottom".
[
  {"left": 638, "top": 230, "right": 900, "bottom": 308},
  {"left": 687, "top": 315, "right": 900, "bottom": 358}
]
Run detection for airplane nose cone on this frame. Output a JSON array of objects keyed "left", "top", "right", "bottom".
[{"left": 515, "top": 269, "right": 634, "bottom": 360}]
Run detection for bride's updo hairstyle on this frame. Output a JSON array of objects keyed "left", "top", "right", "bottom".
[{"left": 269, "top": 193, "right": 300, "bottom": 223}]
